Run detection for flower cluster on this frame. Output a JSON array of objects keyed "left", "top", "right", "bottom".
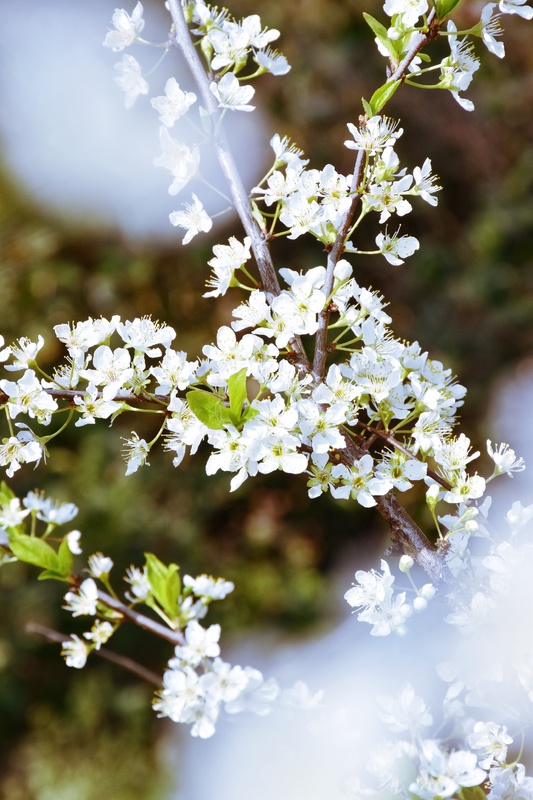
[{"left": 103, "top": 1, "right": 290, "bottom": 242}]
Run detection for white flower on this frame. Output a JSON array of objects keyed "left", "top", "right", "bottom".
[
  {"left": 378, "top": 683, "right": 433, "bottom": 733},
  {"left": 183, "top": 574, "right": 235, "bottom": 600},
  {"left": 79, "top": 346, "right": 133, "bottom": 400},
  {"left": 4, "top": 336, "right": 44, "bottom": 372},
  {"left": 122, "top": 432, "right": 150, "bottom": 475},
  {"left": 151, "top": 349, "right": 197, "bottom": 395},
  {"left": 345, "top": 116, "right": 403, "bottom": 154},
  {"left": 486, "top": 440, "right": 525, "bottom": 477},
  {"left": 412, "top": 159, "right": 441, "bottom": 206},
  {"left": 73, "top": 382, "right": 122, "bottom": 427},
  {"left": 151, "top": 78, "right": 197, "bottom": 127},
  {"left": 480, "top": 4, "right": 505, "bottom": 57},
  {"left": 169, "top": 195, "right": 212, "bottom": 245},
  {"left": 0, "top": 369, "right": 58, "bottom": 424},
  {"left": 63, "top": 578, "right": 98, "bottom": 617},
  {"left": 171, "top": 621, "right": 221, "bottom": 667},
  {"left": 66, "top": 529, "right": 82, "bottom": 555},
  {"left": 383, "top": 0, "right": 428, "bottom": 27},
  {"left": 23, "top": 494, "right": 78, "bottom": 525},
  {"left": 61, "top": 635, "right": 89, "bottom": 669},
  {"left": 204, "top": 236, "right": 252, "bottom": 298},
  {"left": 116, "top": 316, "right": 176, "bottom": 356},
  {"left": 254, "top": 47, "right": 290, "bottom": 75},
  {"left": 0, "top": 430, "right": 43, "bottom": 477},
  {"left": 210, "top": 73, "right": 255, "bottom": 112},
  {"left": 103, "top": 2, "right": 145, "bottom": 51},
  {"left": 153, "top": 128, "right": 200, "bottom": 196},
  {"left": 113, "top": 54, "right": 149, "bottom": 108},
  {"left": 376, "top": 229, "right": 420, "bottom": 265},
  {"left": 0, "top": 498, "right": 30, "bottom": 528},
  {"left": 54, "top": 317, "right": 118, "bottom": 358},
  {"left": 88, "top": 552, "right": 114, "bottom": 578},
  {"left": 125, "top": 565, "right": 151, "bottom": 599},
  {"left": 468, "top": 721, "right": 513, "bottom": 769},
  {"left": 84, "top": 620, "right": 114, "bottom": 650},
  {"left": 499, "top": 0, "right": 533, "bottom": 18}
]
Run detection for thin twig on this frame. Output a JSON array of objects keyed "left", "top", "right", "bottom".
[{"left": 26, "top": 622, "right": 162, "bottom": 686}]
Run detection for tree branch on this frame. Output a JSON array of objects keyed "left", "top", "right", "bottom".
[{"left": 26, "top": 622, "right": 163, "bottom": 686}]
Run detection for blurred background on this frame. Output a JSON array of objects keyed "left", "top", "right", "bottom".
[{"left": 0, "top": 0, "right": 532, "bottom": 796}]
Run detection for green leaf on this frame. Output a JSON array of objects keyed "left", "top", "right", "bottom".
[
  {"left": 227, "top": 368, "right": 248, "bottom": 423},
  {"left": 241, "top": 405, "right": 259, "bottom": 424},
  {"left": 460, "top": 787, "right": 488, "bottom": 800},
  {"left": 368, "top": 79, "right": 401, "bottom": 115},
  {"left": 58, "top": 538, "right": 74, "bottom": 578},
  {"left": 362, "top": 12, "right": 397, "bottom": 57},
  {"left": 186, "top": 389, "right": 233, "bottom": 430},
  {"left": 8, "top": 532, "right": 60, "bottom": 572},
  {"left": 37, "top": 570, "right": 71, "bottom": 583},
  {"left": 362, "top": 12, "right": 390, "bottom": 41},
  {"left": 145, "top": 552, "right": 181, "bottom": 618},
  {"left": 0, "top": 482, "right": 16, "bottom": 506},
  {"left": 434, "top": 0, "right": 463, "bottom": 18},
  {"left": 361, "top": 97, "right": 373, "bottom": 118}
]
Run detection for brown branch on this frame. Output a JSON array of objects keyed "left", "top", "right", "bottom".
[
  {"left": 26, "top": 622, "right": 162, "bottom": 686},
  {"left": 96, "top": 589, "right": 184, "bottom": 645},
  {"left": 166, "top": 0, "right": 310, "bottom": 370},
  {"left": 338, "top": 436, "right": 451, "bottom": 585}
]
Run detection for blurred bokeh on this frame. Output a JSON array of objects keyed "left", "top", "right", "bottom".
[{"left": 0, "top": 0, "right": 531, "bottom": 796}]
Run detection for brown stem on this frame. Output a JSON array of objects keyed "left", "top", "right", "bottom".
[
  {"left": 338, "top": 436, "right": 451, "bottom": 584},
  {"left": 96, "top": 589, "right": 184, "bottom": 645},
  {"left": 26, "top": 622, "right": 162, "bottom": 686},
  {"left": 312, "top": 14, "right": 438, "bottom": 384}
]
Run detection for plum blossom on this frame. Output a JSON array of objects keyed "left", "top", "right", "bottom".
[
  {"left": 151, "top": 78, "right": 197, "bottom": 127},
  {"left": 210, "top": 74, "right": 255, "bottom": 112},
  {"left": 169, "top": 195, "right": 212, "bottom": 245},
  {"left": 113, "top": 54, "right": 149, "bottom": 108},
  {"left": 104, "top": 2, "right": 145, "bottom": 51}
]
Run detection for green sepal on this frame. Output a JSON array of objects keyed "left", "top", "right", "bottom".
[
  {"left": 8, "top": 532, "right": 60, "bottom": 572},
  {"left": 368, "top": 79, "right": 401, "bottom": 115},
  {"left": 362, "top": 12, "right": 397, "bottom": 58},
  {"left": 186, "top": 389, "right": 233, "bottom": 430},
  {"left": 145, "top": 552, "right": 181, "bottom": 618},
  {"left": 434, "top": 0, "right": 463, "bottom": 18}
]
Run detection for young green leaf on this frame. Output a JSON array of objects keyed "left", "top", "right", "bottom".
[
  {"left": 362, "top": 97, "right": 373, "bottom": 118},
  {"left": 362, "top": 12, "right": 397, "bottom": 57},
  {"left": 227, "top": 368, "right": 248, "bottom": 423},
  {"left": 434, "top": 0, "right": 463, "bottom": 18},
  {"left": 368, "top": 79, "right": 401, "bottom": 115},
  {"left": 57, "top": 538, "right": 74, "bottom": 578},
  {"left": 145, "top": 552, "right": 181, "bottom": 619},
  {"left": 186, "top": 389, "right": 233, "bottom": 430},
  {"left": 8, "top": 532, "right": 60, "bottom": 572}
]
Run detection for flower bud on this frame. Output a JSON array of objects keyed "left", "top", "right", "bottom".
[{"left": 399, "top": 554, "right": 414, "bottom": 572}]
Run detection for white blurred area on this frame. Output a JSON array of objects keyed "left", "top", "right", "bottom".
[{"left": 0, "top": 0, "right": 267, "bottom": 240}]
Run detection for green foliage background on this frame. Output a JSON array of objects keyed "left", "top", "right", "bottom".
[{"left": 0, "top": 0, "right": 531, "bottom": 795}]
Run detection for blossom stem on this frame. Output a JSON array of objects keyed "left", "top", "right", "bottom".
[{"left": 26, "top": 621, "right": 162, "bottom": 686}]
